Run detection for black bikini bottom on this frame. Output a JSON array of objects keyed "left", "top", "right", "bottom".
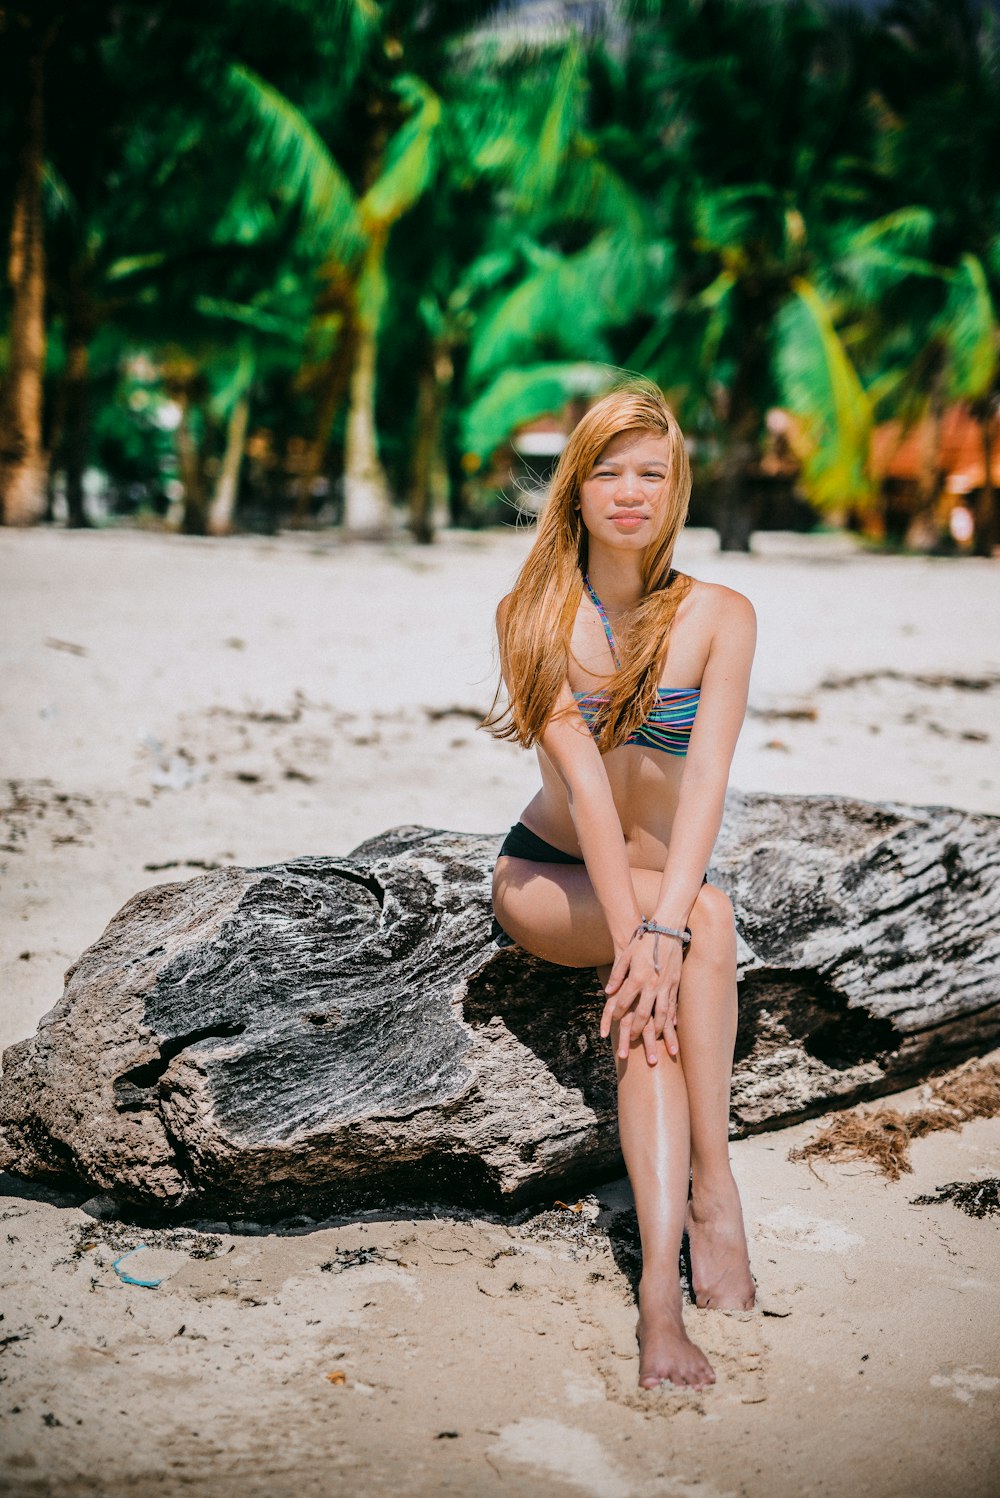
[
  {"left": 498, "top": 820, "right": 585, "bottom": 865},
  {"left": 489, "top": 821, "right": 707, "bottom": 948}
]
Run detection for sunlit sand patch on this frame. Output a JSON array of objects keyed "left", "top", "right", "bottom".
[
  {"left": 563, "top": 1369, "right": 606, "bottom": 1405},
  {"left": 929, "top": 1366, "right": 1000, "bottom": 1405},
  {"left": 753, "top": 1206, "right": 863, "bottom": 1253},
  {"left": 490, "top": 1417, "right": 738, "bottom": 1497},
  {"left": 488, "top": 1418, "right": 633, "bottom": 1498}
]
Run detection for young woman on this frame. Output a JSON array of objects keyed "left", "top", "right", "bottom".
[{"left": 486, "top": 380, "right": 757, "bottom": 1393}]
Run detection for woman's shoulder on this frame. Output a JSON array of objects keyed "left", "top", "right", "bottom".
[
  {"left": 676, "top": 574, "right": 756, "bottom": 633},
  {"left": 495, "top": 591, "right": 513, "bottom": 630}
]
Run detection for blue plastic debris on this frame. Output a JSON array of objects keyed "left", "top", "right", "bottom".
[{"left": 111, "top": 1244, "right": 164, "bottom": 1288}]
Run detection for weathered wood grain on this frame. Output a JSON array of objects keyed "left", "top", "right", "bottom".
[{"left": 1, "top": 792, "right": 997, "bottom": 1219}]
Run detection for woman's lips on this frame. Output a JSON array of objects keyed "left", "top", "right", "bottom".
[{"left": 610, "top": 513, "right": 648, "bottom": 529}]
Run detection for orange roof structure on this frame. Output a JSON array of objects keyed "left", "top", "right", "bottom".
[{"left": 871, "top": 404, "right": 1000, "bottom": 493}]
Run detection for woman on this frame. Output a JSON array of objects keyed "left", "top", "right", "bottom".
[{"left": 486, "top": 380, "right": 757, "bottom": 1393}]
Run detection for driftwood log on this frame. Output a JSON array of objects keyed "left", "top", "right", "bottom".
[{"left": 1, "top": 792, "right": 998, "bottom": 1219}]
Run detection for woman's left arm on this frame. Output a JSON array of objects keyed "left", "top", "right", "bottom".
[
  {"left": 599, "top": 587, "right": 756, "bottom": 1060},
  {"left": 650, "top": 587, "right": 757, "bottom": 929}
]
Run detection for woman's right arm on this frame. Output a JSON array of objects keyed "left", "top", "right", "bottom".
[
  {"left": 496, "top": 597, "right": 640, "bottom": 949},
  {"left": 539, "top": 680, "right": 642, "bottom": 948}
]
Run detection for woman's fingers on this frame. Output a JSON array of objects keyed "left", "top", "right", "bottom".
[
  {"left": 600, "top": 973, "right": 643, "bottom": 1036},
  {"left": 661, "top": 998, "right": 679, "bottom": 1057},
  {"left": 616, "top": 990, "right": 658, "bottom": 1061},
  {"left": 616, "top": 1008, "right": 634, "bottom": 1060},
  {"left": 600, "top": 989, "right": 626, "bottom": 1037},
  {"left": 603, "top": 950, "right": 631, "bottom": 996}
]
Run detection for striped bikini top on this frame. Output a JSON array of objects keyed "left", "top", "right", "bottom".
[{"left": 573, "top": 573, "right": 699, "bottom": 757}]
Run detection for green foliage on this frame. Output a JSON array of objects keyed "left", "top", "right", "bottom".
[
  {"left": 464, "top": 362, "right": 613, "bottom": 459},
  {"left": 775, "top": 278, "right": 874, "bottom": 509},
  {"left": 221, "top": 63, "right": 363, "bottom": 255},
  {"left": 3, "top": 0, "right": 999, "bottom": 539}
]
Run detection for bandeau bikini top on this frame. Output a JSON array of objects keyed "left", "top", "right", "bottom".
[{"left": 573, "top": 573, "right": 699, "bottom": 757}]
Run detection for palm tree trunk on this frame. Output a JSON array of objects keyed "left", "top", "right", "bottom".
[
  {"left": 408, "top": 355, "right": 443, "bottom": 544},
  {"left": 64, "top": 307, "right": 94, "bottom": 529},
  {"left": 291, "top": 272, "right": 357, "bottom": 526},
  {"left": 208, "top": 390, "right": 251, "bottom": 536},
  {"left": 342, "top": 238, "right": 393, "bottom": 536},
  {"left": 712, "top": 350, "right": 761, "bottom": 552},
  {"left": 715, "top": 442, "right": 756, "bottom": 552},
  {"left": 972, "top": 401, "right": 997, "bottom": 558},
  {"left": 0, "top": 36, "right": 50, "bottom": 524},
  {"left": 176, "top": 390, "right": 207, "bottom": 536},
  {"left": 905, "top": 362, "right": 947, "bottom": 550}
]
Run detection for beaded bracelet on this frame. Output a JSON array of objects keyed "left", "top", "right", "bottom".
[{"left": 632, "top": 915, "right": 692, "bottom": 974}]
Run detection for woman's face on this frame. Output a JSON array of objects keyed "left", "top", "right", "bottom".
[{"left": 577, "top": 429, "right": 673, "bottom": 551}]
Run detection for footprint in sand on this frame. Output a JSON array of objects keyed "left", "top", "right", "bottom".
[
  {"left": 571, "top": 1297, "right": 767, "bottom": 1413},
  {"left": 929, "top": 1365, "right": 1000, "bottom": 1404},
  {"left": 695, "top": 1310, "right": 768, "bottom": 1406},
  {"left": 753, "top": 1206, "right": 863, "bottom": 1253}
]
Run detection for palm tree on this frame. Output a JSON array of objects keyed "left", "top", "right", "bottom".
[
  {"left": 614, "top": 0, "right": 896, "bottom": 549},
  {"left": 866, "top": 0, "right": 1000, "bottom": 552},
  {"left": 1, "top": 0, "right": 355, "bottom": 528},
  {"left": 229, "top": 2, "right": 503, "bottom": 536},
  {"left": 457, "top": 2, "right": 893, "bottom": 550},
  {"left": 459, "top": 37, "right": 655, "bottom": 461},
  {"left": 0, "top": 4, "right": 58, "bottom": 523}
]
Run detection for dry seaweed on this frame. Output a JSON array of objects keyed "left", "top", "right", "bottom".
[
  {"left": 912, "top": 1178, "right": 1000, "bottom": 1219},
  {"left": 789, "top": 1059, "right": 1000, "bottom": 1180}
]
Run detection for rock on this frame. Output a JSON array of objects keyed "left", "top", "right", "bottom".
[
  {"left": 78, "top": 1193, "right": 122, "bottom": 1221},
  {"left": 1, "top": 793, "right": 997, "bottom": 1219}
]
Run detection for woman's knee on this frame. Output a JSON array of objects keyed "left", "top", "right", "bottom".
[{"left": 689, "top": 881, "right": 736, "bottom": 961}]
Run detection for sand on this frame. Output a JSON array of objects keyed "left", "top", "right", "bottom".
[{"left": 1, "top": 524, "right": 998, "bottom": 1497}]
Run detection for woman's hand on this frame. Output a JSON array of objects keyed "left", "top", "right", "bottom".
[{"left": 600, "top": 931, "right": 685, "bottom": 1065}]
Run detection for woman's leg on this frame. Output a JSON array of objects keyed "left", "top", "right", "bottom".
[
  {"left": 676, "top": 885, "right": 756, "bottom": 1310},
  {"left": 598, "top": 964, "right": 715, "bottom": 1390},
  {"left": 494, "top": 856, "right": 714, "bottom": 1388}
]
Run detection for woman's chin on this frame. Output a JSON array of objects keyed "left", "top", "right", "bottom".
[{"left": 604, "top": 528, "right": 650, "bottom": 548}]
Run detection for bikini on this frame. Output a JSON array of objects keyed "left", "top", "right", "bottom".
[{"left": 491, "top": 573, "right": 702, "bottom": 944}]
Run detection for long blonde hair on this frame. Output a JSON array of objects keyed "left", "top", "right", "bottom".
[{"left": 484, "top": 378, "right": 693, "bottom": 751}]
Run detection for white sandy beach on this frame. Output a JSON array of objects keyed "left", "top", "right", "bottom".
[{"left": 1, "top": 524, "right": 998, "bottom": 1497}]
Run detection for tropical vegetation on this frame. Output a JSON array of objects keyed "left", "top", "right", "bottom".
[{"left": 1, "top": 0, "right": 997, "bottom": 551}]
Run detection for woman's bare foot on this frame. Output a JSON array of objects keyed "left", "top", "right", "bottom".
[
  {"left": 635, "top": 1278, "right": 716, "bottom": 1391},
  {"left": 685, "top": 1169, "right": 756, "bottom": 1310}
]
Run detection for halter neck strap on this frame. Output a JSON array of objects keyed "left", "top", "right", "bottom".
[{"left": 582, "top": 573, "right": 623, "bottom": 670}]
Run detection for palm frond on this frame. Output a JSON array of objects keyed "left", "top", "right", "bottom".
[
  {"left": 937, "top": 253, "right": 998, "bottom": 402},
  {"left": 515, "top": 41, "right": 585, "bottom": 205},
  {"left": 358, "top": 75, "right": 442, "bottom": 231},
  {"left": 693, "top": 184, "right": 779, "bottom": 253},
  {"left": 775, "top": 277, "right": 874, "bottom": 510},
  {"left": 221, "top": 63, "right": 363, "bottom": 256},
  {"left": 194, "top": 296, "right": 303, "bottom": 341},
  {"left": 464, "top": 362, "right": 613, "bottom": 459},
  {"left": 693, "top": 269, "right": 737, "bottom": 377},
  {"left": 468, "top": 234, "right": 651, "bottom": 383},
  {"left": 848, "top": 206, "right": 936, "bottom": 255},
  {"left": 105, "top": 253, "right": 169, "bottom": 282},
  {"left": 209, "top": 338, "right": 257, "bottom": 419}
]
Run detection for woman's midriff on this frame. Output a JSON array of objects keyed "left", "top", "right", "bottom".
[{"left": 518, "top": 743, "right": 684, "bottom": 870}]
